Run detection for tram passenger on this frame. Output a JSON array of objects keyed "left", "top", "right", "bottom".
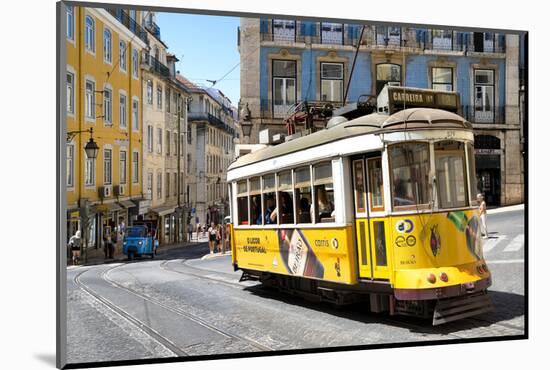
[
  {"left": 316, "top": 186, "right": 335, "bottom": 221},
  {"left": 298, "top": 197, "right": 311, "bottom": 223},
  {"left": 265, "top": 196, "right": 276, "bottom": 224},
  {"left": 271, "top": 192, "right": 293, "bottom": 224}
]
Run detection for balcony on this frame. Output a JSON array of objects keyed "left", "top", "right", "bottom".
[
  {"left": 259, "top": 26, "right": 505, "bottom": 54},
  {"left": 142, "top": 52, "right": 170, "bottom": 78},
  {"left": 462, "top": 105, "right": 506, "bottom": 124},
  {"left": 260, "top": 98, "right": 344, "bottom": 120},
  {"left": 188, "top": 112, "right": 236, "bottom": 135},
  {"left": 144, "top": 20, "right": 161, "bottom": 39},
  {"left": 106, "top": 8, "right": 149, "bottom": 45}
]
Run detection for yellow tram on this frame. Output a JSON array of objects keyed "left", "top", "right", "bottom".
[{"left": 227, "top": 86, "right": 492, "bottom": 325}]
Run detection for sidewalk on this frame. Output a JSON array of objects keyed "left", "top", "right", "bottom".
[
  {"left": 70, "top": 239, "right": 207, "bottom": 267},
  {"left": 487, "top": 203, "right": 524, "bottom": 215}
]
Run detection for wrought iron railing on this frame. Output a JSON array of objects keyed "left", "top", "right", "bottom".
[
  {"left": 462, "top": 105, "right": 506, "bottom": 124},
  {"left": 106, "top": 8, "right": 149, "bottom": 45},
  {"left": 142, "top": 52, "right": 170, "bottom": 78},
  {"left": 188, "top": 112, "right": 236, "bottom": 135}
]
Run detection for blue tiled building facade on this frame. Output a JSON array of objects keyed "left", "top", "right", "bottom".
[{"left": 239, "top": 18, "right": 524, "bottom": 205}]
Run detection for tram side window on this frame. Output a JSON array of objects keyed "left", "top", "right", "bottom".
[
  {"left": 249, "top": 177, "right": 262, "bottom": 225},
  {"left": 237, "top": 180, "right": 249, "bottom": 225},
  {"left": 276, "top": 170, "right": 295, "bottom": 224},
  {"left": 390, "top": 143, "right": 430, "bottom": 209},
  {"left": 466, "top": 143, "right": 479, "bottom": 204},
  {"left": 314, "top": 162, "right": 335, "bottom": 223},
  {"left": 294, "top": 166, "right": 312, "bottom": 223},
  {"left": 262, "top": 174, "right": 277, "bottom": 224},
  {"left": 435, "top": 141, "right": 467, "bottom": 208}
]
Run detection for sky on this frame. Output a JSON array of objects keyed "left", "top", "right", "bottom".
[{"left": 156, "top": 12, "right": 241, "bottom": 107}]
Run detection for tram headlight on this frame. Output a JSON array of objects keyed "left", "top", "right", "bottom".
[
  {"left": 440, "top": 272, "right": 448, "bottom": 282},
  {"left": 427, "top": 273, "right": 436, "bottom": 284}
]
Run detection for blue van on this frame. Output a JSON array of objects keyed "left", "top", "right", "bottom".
[{"left": 122, "top": 222, "right": 159, "bottom": 260}]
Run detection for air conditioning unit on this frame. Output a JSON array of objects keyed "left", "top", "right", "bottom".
[
  {"left": 99, "top": 186, "right": 112, "bottom": 199},
  {"left": 114, "top": 185, "right": 125, "bottom": 196}
]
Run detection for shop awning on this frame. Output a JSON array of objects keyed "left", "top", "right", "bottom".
[
  {"left": 118, "top": 200, "right": 137, "bottom": 208},
  {"left": 92, "top": 202, "right": 123, "bottom": 214},
  {"left": 151, "top": 205, "right": 176, "bottom": 217}
]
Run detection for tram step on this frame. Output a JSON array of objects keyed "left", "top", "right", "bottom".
[{"left": 432, "top": 291, "right": 494, "bottom": 326}]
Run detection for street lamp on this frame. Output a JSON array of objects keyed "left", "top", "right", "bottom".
[
  {"left": 240, "top": 103, "right": 253, "bottom": 140},
  {"left": 67, "top": 127, "right": 100, "bottom": 160}
]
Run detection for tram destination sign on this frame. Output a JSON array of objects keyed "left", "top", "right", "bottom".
[{"left": 381, "top": 86, "right": 460, "bottom": 114}]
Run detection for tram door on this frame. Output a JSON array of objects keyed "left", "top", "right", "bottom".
[{"left": 352, "top": 155, "right": 390, "bottom": 280}]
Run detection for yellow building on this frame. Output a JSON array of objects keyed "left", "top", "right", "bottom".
[{"left": 65, "top": 5, "right": 148, "bottom": 256}]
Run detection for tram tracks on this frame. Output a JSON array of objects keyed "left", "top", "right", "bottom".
[
  {"left": 73, "top": 268, "right": 188, "bottom": 357},
  {"left": 93, "top": 262, "right": 275, "bottom": 353}
]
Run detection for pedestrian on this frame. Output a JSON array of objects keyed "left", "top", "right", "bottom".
[
  {"left": 215, "top": 223, "right": 222, "bottom": 253},
  {"left": 68, "top": 230, "right": 82, "bottom": 265},
  {"left": 208, "top": 222, "right": 217, "bottom": 254},
  {"left": 109, "top": 227, "right": 116, "bottom": 258},
  {"left": 103, "top": 226, "right": 114, "bottom": 260},
  {"left": 223, "top": 220, "right": 231, "bottom": 254},
  {"left": 187, "top": 222, "right": 193, "bottom": 242},
  {"left": 477, "top": 193, "right": 488, "bottom": 238}
]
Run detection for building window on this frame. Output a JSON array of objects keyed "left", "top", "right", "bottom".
[
  {"left": 66, "top": 144, "right": 74, "bottom": 187},
  {"left": 320, "top": 22, "right": 343, "bottom": 44},
  {"left": 103, "top": 149, "right": 112, "bottom": 185},
  {"left": 166, "top": 172, "right": 170, "bottom": 198},
  {"left": 85, "top": 79, "right": 95, "bottom": 119},
  {"left": 157, "top": 85, "right": 163, "bottom": 109},
  {"left": 272, "top": 19, "right": 295, "bottom": 41},
  {"left": 132, "top": 152, "right": 139, "bottom": 183},
  {"left": 85, "top": 16, "right": 95, "bottom": 52},
  {"left": 432, "top": 67, "right": 453, "bottom": 91},
  {"left": 166, "top": 88, "right": 171, "bottom": 112},
  {"left": 174, "top": 133, "right": 178, "bottom": 156},
  {"left": 103, "top": 28, "right": 112, "bottom": 63},
  {"left": 473, "top": 32, "right": 495, "bottom": 53},
  {"left": 147, "top": 172, "right": 153, "bottom": 197},
  {"left": 66, "top": 72, "right": 74, "bottom": 114},
  {"left": 119, "top": 94, "right": 127, "bottom": 128},
  {"left": 320, "top": 63, "right": 343, "bottom": 102},
  {"left": 119, "top": 41, "right": 126, "bottom": 71},
  {"left": 146, "top": 80, "right": 153, "bottom": 104},
  {"left": 103, "top": 88, "right": 112, "bottom": 124},
  {"left": 376, "top": 26, "right": 401, "bottom": 46},
  {"left": 272, "top": 59, "right": 296, "bottom": 117},
  {"left": 132, "top": 99, "right": 139, "bottom": 130},
  {"left": 119, "top": 150, "right": 127, "bottom": 184},
  {"left": 147, "top": 125, "right": 153, "bottom": 152},
  {"left": 66, "top": 5, "right": 74, "bottom": 41},
  {"left": 166, "top": 131, "right": 171, "bottom": 157},
  {"left": 157, "top": 128, "right": 162, "bottom": 154},
  {"left": 157, "top": 172, "right": 162, "bottom": 199},
  {"left": 432, "top": 30, "right": 453, "bottom": 50},
  {"left": 174, "top": 173, "right": 177, "bottom": 196},
  {"left": 474, "top": 69, "right": 495, "bottom": 122},
  {"left": 187, "top": 153, "right": 191, "bottom": 174},
  {"left": 376, "top": 63, "right": 401, "bottom": 95},
  {"left": 132, "top": 48, "right": 138, "bottom": 79},
  {"left": 85, "top": 152, "right": 95, "bottom": 186}
]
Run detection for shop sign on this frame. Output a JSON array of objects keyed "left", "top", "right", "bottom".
[{"left": 475, "top": 149, "right": 502, "bottom": 155}]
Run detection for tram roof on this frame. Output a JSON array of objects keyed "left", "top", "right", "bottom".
[{"left": 229, "top": 108, "right": 471, "bottom": 171}]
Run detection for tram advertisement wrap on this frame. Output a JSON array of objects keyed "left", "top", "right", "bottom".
[
  {"left": 233, "top": 227, "right": 356, "bottom": 284},
  {"left": 391, "top": 209, "right": 485, "bottom": 289}
]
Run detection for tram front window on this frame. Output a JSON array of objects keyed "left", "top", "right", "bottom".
[
  {"left": 390, "top": 143, "right": 431, "bottom": 209},
  {"left": 314, "top": 162, "right": 335, "bottom": 222},
  {"left": 435, "top": 141, "right": 467, "bottom": 208}
]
